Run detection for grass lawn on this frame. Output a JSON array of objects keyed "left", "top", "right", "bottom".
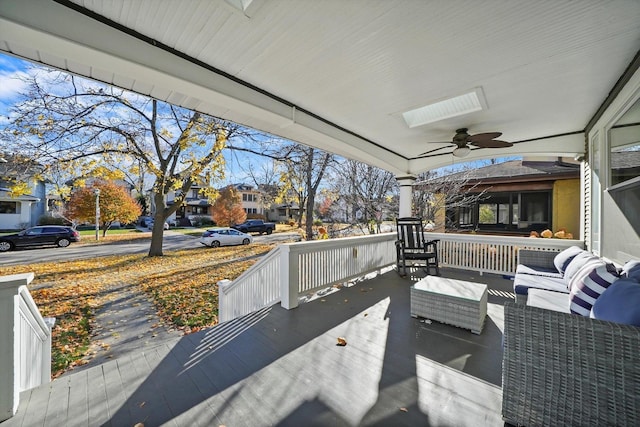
[
  {"left": 2, "top": 242, "right": 286, "bottom": 377},
  {"left": 77, "top": 227, "right": 150, "bottom": 244}
]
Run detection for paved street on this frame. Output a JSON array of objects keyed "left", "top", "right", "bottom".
[{"left": 0, "top": 230, "right": 301, "bottom": 267}]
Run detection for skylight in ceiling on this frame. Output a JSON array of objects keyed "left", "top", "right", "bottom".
[
  {"left": 225, "top": 0, "right": 263, "bottom": 17},
  {"left": 402, "top": 88, "right": 487, "bottom": 128}
]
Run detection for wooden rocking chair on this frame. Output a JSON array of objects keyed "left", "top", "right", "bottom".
[{"left": 395, "top": 217, "right": 440, "bottom": 276}]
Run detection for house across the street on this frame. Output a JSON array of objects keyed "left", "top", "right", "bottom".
[
  {"left": 428, "top": 157, "right": 581, "bottom": 236},
  {"left": 0, "top": 157, "right": 47, "bottom": 230}
]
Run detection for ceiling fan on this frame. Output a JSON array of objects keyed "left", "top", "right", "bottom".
[{"left": 419, "top": 128, "right": 513, "bottom": 158}]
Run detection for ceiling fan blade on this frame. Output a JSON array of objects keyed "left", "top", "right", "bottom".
[
  {"left": 468, "top": 132, "right": 502, "bottom": 143},
  {"left": 418, "top": 145, "right": 452, "bottom": 156},
  {"left": 471, "top": 139, "right": 513, "bottom": 148}
]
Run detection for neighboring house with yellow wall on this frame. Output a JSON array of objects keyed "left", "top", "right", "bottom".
[{"left": 437, "top": 157, "right": 581, "bottom": 236}]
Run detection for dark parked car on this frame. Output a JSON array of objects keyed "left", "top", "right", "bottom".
[
  {"left": 231, "top": 219, "right": 276, "bottom": 235},
  {"left": 0, "top": 226, "right": 81, "bottom": 252}
]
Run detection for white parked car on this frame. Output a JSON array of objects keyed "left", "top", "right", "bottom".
[
  {"left": 200, "top": 227, "right": 253, "bottom": 248},
  {"left": 147, "top": 220, "right": 169, "bottom": 230}
]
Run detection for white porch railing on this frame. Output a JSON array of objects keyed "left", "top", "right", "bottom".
[
  {"left": 217, "top": 247, "right": 284, "bottom": 323},
  {"left": 0, "top": 273, "right": 54, "bottom": 422},
  {"left": 218, "top": 232, "right": 583, "bottom": 323},
  {"left": 430, "top": 232, "right": 583, "bottom": 275},
  {"left": 218, "top": 233, "right": 397, "bottom": 322}
]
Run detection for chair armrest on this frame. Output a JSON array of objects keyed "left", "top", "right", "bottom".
[
  {"left": 425, "top": 239, "right": 439, "bottom": 251},
  {"left": 517, "top": 249, "right": 558, "bottom": 269},
  {"left": 502, "top": 302, "right": 640, "bottom": 427}
]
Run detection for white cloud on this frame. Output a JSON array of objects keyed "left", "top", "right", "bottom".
[{"left": 0, "top": 69, "right": 29, "bottom": 99}]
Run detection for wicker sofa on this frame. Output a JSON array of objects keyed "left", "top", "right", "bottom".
[
  {"left": 503, "top": 248, "right": 640, "bottom": 426},
  {"left": 512, "top": 247, "right": 585, "bottom": 304},
  {"left": 502, "top": 302, "right": 640, "bottom": 427}
]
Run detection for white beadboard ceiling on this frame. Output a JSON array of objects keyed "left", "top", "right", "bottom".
[{"left": 1, "top": 0, "right": 639, "bottom": 175}]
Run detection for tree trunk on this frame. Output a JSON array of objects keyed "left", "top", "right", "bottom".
[
  {"left": 148, "top": 192, "right": 166, "bottom": 257},
  {"left": 305, "top": 192, "right": 315, "bottom": 241}
]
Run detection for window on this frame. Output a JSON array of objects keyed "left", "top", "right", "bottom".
[
  {"left": 192, "top": 206, "right": 208, "bottom": 215},
  {"left": 609, "top": 97, "right": 640, "bottom": 188},
  {"left": 447, "top": 191, "right": 550, "bottom": 233},
  {"left": 591, "top": 135, "right": 601, "bottom": 254},
  {"left": 478, "top": 194, "right": 512, "bottom": 229},
  {"left": 518, "top": 192, "right": 550, "bottom": 230},
  {"left": 606, "top": 97, "right": 640, "bottom": 254},
  {"left": 0, "top": 201, "right": 19, "bottom": 214},
  {"left": 459, "top": 206, "right": 473, "bottom": 227}
]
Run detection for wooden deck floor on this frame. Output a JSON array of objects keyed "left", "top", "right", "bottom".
[{"left": 3, "top": 268, "right": 515, "bottom": 427}]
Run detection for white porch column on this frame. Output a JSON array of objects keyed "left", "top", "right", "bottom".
[
  {"left": 396, "top": 175, "right": 416, "bottom": 218},
  {"left": 279, "top": 245, "right": 299, "bottom": 309}
]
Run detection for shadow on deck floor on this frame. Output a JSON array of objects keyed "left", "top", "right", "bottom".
[{"left": 4, "top": 267, "right": 515, "bottom": 427}]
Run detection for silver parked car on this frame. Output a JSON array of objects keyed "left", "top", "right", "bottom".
[{"left": 200, "top": 227, "right": 253, "bottom": 248}]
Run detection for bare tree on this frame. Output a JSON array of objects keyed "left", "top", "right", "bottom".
[
  {"left": 276, "top": 145, "right": 334, "bottom": 239},
  {"left": 328, "top": 159, "right": 398, "bottom": 233},
  {"left": 239, "top": 159, "right": 283, "bottom": 217},
  {"left": 413, "top": 167, "right": 488, "bottom": 231},
  {"left": 2, "top": 68, "right": 254, "bottom": 256}
]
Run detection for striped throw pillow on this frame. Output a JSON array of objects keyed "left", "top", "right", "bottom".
[{"left": 569, "top": 260, "right": 620, "bottom": 316}]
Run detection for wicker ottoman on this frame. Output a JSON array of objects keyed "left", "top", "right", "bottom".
[{"left": 411, "top": 276, "right": 488, "bottom": 334}]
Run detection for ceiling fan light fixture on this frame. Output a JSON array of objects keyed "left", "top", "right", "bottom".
[{"left": 453, "top": 146, "right": 471, "bottom": 158}]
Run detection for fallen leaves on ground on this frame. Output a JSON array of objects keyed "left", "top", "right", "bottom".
[
  {"left": 77, "top": 231, "right": 151, "bottom": 245},
  {"left": 3, "top": 243, "right": 276, "bottom": 377}
]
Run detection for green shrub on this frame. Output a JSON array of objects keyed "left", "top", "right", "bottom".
[
  {"left": 190, "top": 215, "right": 216, "bottom": 227},
  {"left": 38, "top": 214, "right": 69, "bottom": 225}
]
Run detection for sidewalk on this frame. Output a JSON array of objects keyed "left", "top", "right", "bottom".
[{"left": 62, "top": 280, "right": 182, "bottom": 376}]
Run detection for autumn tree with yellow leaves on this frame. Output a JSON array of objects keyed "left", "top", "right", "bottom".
[
  {"left": 2, "top": 67, "right": 256, "bottom": 256},
  {"left": 67, "top": 181, "right": 142, "bottom": 236}
]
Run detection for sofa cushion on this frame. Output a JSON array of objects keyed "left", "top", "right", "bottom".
[
  {"left": 514, "top": 273, "right": 569, "bottom": 296},
  {"left": 527, "top": 289, "right": 570, "bottom": 313},
  {"left": 515, "top": 264, "right": 563, "bottom": 279},
  {"left": 568, "top": 260, "right": 620, "bottom": 316},
  {"left": 553, "top": 246, "right": 585, "bottom": 275},
  {"left": 563, "top": 252, "right": 600, "bottom": 288},
  {"left": 621, "top": 260, "right": 640, "bottom": 280},
  {"left": 592, "top": 278, "right": 640, "bottom": 326}
]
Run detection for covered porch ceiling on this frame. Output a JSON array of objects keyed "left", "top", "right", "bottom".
[{"left": 1, "top": 0, "right": 639, "bottom": 176}]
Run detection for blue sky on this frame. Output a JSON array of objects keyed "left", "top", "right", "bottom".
[
  {"left": 0, "top": 53, "right": 31, "bottom": 121},
  {"left": 0, "top": 52, "right": 266, "bottom": 186}
]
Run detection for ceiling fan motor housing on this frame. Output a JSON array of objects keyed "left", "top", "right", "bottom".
[{"left": 453, "top": 128, "right": 470, "bottom": 147}]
